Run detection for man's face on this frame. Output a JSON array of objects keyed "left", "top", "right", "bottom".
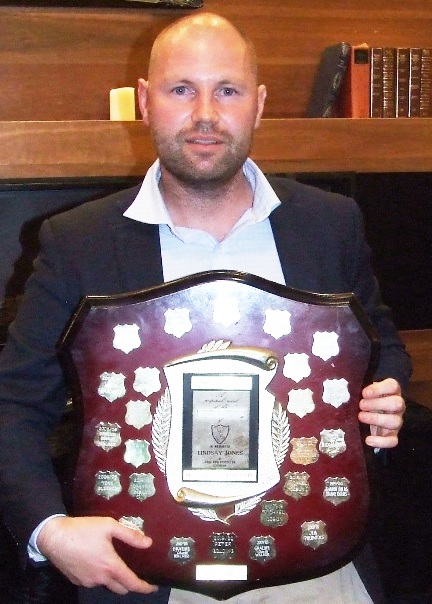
[{"left": 139, "top": 24, "right": 266, "bottom": 188}]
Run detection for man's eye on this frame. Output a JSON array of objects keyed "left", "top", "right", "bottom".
[
  {"left": 221, "top": 87, "right": 236, "bottom": 96},
  {"left": 173, "top": 86, "right": 187, "bottom": 95}
]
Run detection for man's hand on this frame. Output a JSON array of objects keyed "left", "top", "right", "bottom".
[
  {"left": 37, "top": 516, "right": 158, "bottom": 595},
  {"left": 358, "top": 377, "right": 405, "bottom": 449}
]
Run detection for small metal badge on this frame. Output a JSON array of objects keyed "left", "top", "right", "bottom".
[
  {"left": 210, "top": 533, "right": 236, "bottom": 560},
  {"left": 124, "top": 439, "right": 151, "bottom": 468},
  {"left": 212, "top": 296, "right": 241, "bottom": 327},
  {"left": 169, "top": 537, "right": 196, "bottom": 564},
  {"left": 319, "top": 429, "right": 347, "bottom": 458},
  {"left": 113, "top": 323, "right": 141, "bottom": 354},
  {"left": 287, "top": 388, "right": 315, "bottom": 418},
  {"left": 164, "top": 308, "right": 192, "bottom": 338},
  {"left": 94, "top": 422, "right": 121, "bottom": 452},
  {"left": 312, "top": 331, "right": 339, "bottom": 361},
  {"left": 125, "top": 399, "right": 152, "bottom": 430},
  {"left": 119, "top": 516, "right": 144, "bottom": 532},
  {"left": 249, "top": 535, "right": 276, "bottom": 564},
  {"left": 260, "top": 500, "right": 288, "bottom": 528},
  {"left": 290, "top": 437, "right": 319, "bottom": 465},
  {"left": 133, "top": 367, "right": 161, "bottom": 397},
  {"left": 283, "top": 353, "right": 311, "bottom": 383},
  {"left": 322, "top": 378, "right": 350, "bottom": 408},
  {"left": 94, "top": 470, "right": 122, "bottom": 500},
  {"left": 98, "top": 372, "right": 126, "bottom": 403},
  {"left": 263, "top": 309, "right": 292, "bottom": 339},
  {"left": 301, "top": 520, "right": 328, "bottom": 550},
  {"left": 283, "top": 471, "right": 311, "bottom": 500},
  {"left": 323, "top": 477, "right": 351, "bottom": 505},
  {"left": 128, "top": 472, "right": 156, "bottom": 501}
]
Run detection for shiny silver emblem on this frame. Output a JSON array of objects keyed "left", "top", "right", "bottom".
[
  {"left": 283, "top": 353, "right": 311, "bottom": 383},
  {"left": 94, "top": 470, "right": 122, "bottom": 500},
  {"left": 323, "top": 477, "right": 351, "bottom": 505},
  {"left": 260, "top": 500, "right": 288, "bottom": 528},
  {"left": 263, "top": 309, "right": 292, "bottom": 339},
  {"left": 312, "top": 331, "right": 339, "bottom": 361},
  {"left": 112, "top": 323, "right": 141, "bottom": 354},
  {"left": 287, "top": 388, "right": 315, "bottom": 418},
  {"left": 94, "top": 422, "right": 121, "bottom": 452},
  {"left": 169, "top": 537, "right": 196, "bottom": 564},
  {"left": 128, "top": 472, "right": 156, "bottom": 501},
  {"left": 97, "top": 371, "right": 126, "bottom": 403},
  {"left": 290, "top": 437, "right": 319, "bottom": 465},
  {"left": 301, "top": 520, "right": 328, "bottom": 550},
  {"left": 119, "top": 516, "right": 144, "bottom": 532},
  {"left": 164, "top": 308, "right": 192, "bottom": 338},
  {"left": 124, "top": 439, "right": 151, "bottom": 468},
  {"left": 283, "top": 471, "right": 311, "bottom": 500},
  {"left": 212, "top": 296, "right": 241, "bottom": 327},
  {"left": 319, "top": 429, "right": 347, "bottom": 458},
  {"left": 249, "top": 535, "right": 276, "bottom": 563},
  {"left": 125, "top": 399, "right": 152, "bottom": 430},
  {"left": 322, "top": 378, "right": 350, "bottom": 408},
  {"left": 210, "top": 532, "right": 236, "bottom": 560},
  {"left": 133, "top": 367, "right": 161, "bottom": 397}
]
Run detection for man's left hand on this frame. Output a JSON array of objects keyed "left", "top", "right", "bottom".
[{"left": 358, "top": 377, "right": 405, "bottom": 449}]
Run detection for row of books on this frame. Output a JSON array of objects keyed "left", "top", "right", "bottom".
[{"left": 307, "top": 43, "right": 432, "bottom": 118}]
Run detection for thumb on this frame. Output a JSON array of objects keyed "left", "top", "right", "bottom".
[{"left": 111, "top": 521, "right": 153, "bottom": 549}]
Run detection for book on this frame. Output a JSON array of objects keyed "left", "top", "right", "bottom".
[
  {"left": 395, "top": 48, "right": 410, "bottom": 117},
  {"left": 420, "top": 48, "right": 432, "bottom": 117},
  {"left": 306, "top": 42, "right": 351, "bottom": 117},
  {"left": 336, "top": 43, "right": 370, "bottom": 118},
  {"left": 382, "top": 47, "right": 396, "bottom": 117},
  {"left": 370, "top": 47, "right": 383, "bottom": 117},
  {"left": 409, "top": 47, "right": 422, "bottom": 116}
]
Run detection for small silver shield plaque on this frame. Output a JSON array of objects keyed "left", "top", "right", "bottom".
[
  {"left": 169, "top": 537, "right": 196, "bottom": 564},
  {"left": 249, "top": 535, "right": 276, "bottom": 563},
  {"left": 128, "top": 472, "right": 156, "bottom": 501},
  {"left": 94, "top": 470, "right": 122, "bottom": 500},
  {"left": 260, "top": 500, "right": 288, "bottom": 528},
  {"left": 323, "top": 477, "right": 351, "bottom": 505},
  {"left": 94, "top": 422, "right": 122, "bottom": 452},
  {"left": 124, "top": 439, "right": 151, "bottom": 468},
  {"left": 301, "top": 520, "right": 328, "bottom": 550}
]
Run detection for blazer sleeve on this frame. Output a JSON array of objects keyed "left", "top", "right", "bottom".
[{"left": 0, "top": 218, "right": 79, "bottom": 555}]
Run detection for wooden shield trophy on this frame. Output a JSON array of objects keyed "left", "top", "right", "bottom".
[{"left": 58, "top": 271, "right": 379, "bottom": 599}]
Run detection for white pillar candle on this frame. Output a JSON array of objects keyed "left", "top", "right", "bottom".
[{"left": 109, "top": 87, "right": 136, "bottom": 121}]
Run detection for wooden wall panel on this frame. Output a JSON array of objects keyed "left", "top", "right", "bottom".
[{"left": 1, "top": 1, "right": 432, "bottom": 121}]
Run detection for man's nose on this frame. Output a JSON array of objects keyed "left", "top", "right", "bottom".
[{"left": 191, "top": 92, "right": 219, "bottom": 125}]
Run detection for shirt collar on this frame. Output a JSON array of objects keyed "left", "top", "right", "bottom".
[{"left": 123, "top": 158, "right": 281, "bottom": 227}]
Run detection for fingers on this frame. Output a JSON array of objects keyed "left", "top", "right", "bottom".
[{"left": 358, "top": 378, "right": 405, "bottom": 449}]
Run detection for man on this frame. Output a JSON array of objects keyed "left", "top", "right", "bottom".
[{"left": 0, "top": 12, "right": 410, "bottom": 604}]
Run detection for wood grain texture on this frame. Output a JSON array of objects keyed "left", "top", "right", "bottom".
[
  {"left": 2, "top": 118, "right": 432, "bottom": 179},
  {"left": 1, "top": 1, "right": 432, "bottom": 120}
]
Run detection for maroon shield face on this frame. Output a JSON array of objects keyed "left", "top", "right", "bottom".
[{"left": 58, "top": 271, "right": 379, "bottom": 599}]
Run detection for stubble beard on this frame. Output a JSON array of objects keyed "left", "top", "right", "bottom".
[{"left": 151, "top": 126, "right": 253, "bottom": 192}]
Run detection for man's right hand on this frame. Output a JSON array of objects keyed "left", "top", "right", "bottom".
[{"left": 37, "top": 516, "right": 158, "bottom": 595}]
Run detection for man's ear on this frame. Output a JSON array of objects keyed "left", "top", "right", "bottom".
[
  {"left": 254, "top": 84, "right": 267, "bottom": 129},
  {"left": 138, "top": 78, "right": 150, "bottom": 125}
]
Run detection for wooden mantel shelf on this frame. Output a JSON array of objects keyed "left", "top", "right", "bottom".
[{"left": 1, "top": 118, "right": 432, "bottom": 180}]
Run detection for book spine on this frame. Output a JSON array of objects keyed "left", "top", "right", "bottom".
[
  {"left": 382, "top": 47, "right": 396, "bottom": 117},
  {"left": 420, "top": 48, "right": 432, "bottom": 117},
  {"left": 322, "top": 43, "right": 351, "bottom": 117},
  {"left": 336, "top": 43, "right": 370, "bottom": 118},
  {"left": 306, "top": 43, "right": 351, "bottom": 118},
  {"left": 370, "top": 47, "right": 383, "bottom": 117},
  {"left": 395, "top": 48, "right": 410, "bottom": 117},
  {"left": 409, "top": 47, "right": 422, "bottom": 117}
]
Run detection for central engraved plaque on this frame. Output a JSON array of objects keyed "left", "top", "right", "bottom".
[
  {"left": 184, "top": 373, "right": 258, "bottom": 480},
  {"left": 58, "top": 270, "right": 379, "bottom": 599}
]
